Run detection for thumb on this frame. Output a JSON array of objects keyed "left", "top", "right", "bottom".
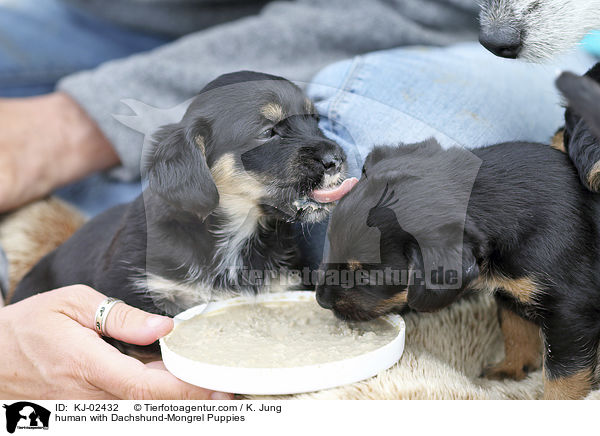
[
  {"left": 103, "top": 301, "right": 174, "bottom": 345},
  {"left": 55, "top": 285, "right": 174, "bottom": 345}
]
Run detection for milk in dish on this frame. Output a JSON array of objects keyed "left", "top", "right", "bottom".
[{"left": 165, "top": 298, "right": 398, "bottom": 368}]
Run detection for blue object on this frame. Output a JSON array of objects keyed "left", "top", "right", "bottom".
[
  {"left": 54, "top": 174, "right": 142, "bottom": 217},
  {"left": 582, "top": 31, "right": 600, "bottom": 57}
]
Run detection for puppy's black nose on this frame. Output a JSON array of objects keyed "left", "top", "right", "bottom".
[
  {"left": 319, "top": 152, "right": 343, "bottom": 175},
  {"left": 315, "top": 285, "right": 334, "bottom": 310},
  {"left": 479, "top": 27, "right": 522, "bottom": 59}
]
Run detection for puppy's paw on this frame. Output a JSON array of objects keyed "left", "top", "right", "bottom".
[{"left": 480, "top": 359, "right": 539, "bottom": 381}]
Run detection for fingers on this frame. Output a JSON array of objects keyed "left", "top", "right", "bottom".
[
  {"left": 145, "top": 360, "right": 168, "bottom": 370},
  {"left": 52, "top": 285, "right": 234, "bottom": 400},
  {"left": 144, "top": 361, "right": 233, "bottom": 399},
  {"left": 48, "top": 285, "right": 234, "bottom": 399},
  {"left": 54, "top": 285, "right": 173, "bottom": 345},
  {"left": 83, "top": 343, "right": 231, "bottom": 400}
]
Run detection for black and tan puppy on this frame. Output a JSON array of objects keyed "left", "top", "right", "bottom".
[
  {"left": 317, "top": 136, "right": 600, "bottom": 400},
  {"left": 12, "top": 71, "right": 355, "bottom": 319},
  {"left": 556, "top": 63, "right": 600, "bottom": 192}
]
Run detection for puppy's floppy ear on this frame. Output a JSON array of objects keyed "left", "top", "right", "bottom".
[
  {"left": 557, "top": 71, "right": 600, "bottom": 191},
  {"left": 405, "top": 241, "right": 479, "bottom": 313},
  {"left": 147, "top": 120, "right": 219, "bottom": 218},
  {"left": 557, "top": 70, "right": 600, "bottom": 140}
]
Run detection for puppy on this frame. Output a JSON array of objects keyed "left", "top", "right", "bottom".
[
  {"left": 317, "top": 137, "right": 600, "bottom": 399},
  {"left": 558, "top": 71, "right": 600, "bottom": 140},
  {"left": 557, "top": 63, "right": 600, "bottom": 191},
  {"left": 479, "top": 0, "right": 600, "bottom": 60},
  {"left": 12, "top": 71, "right": 355, "bottom": 320}
]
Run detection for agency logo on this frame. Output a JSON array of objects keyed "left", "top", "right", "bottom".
[{"left": 2, "top": 402, "right": 50, "bottom": 434}]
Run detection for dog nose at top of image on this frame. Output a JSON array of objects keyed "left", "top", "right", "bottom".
[{"left": 479, "top": 25, "right": 522, "bottom": 58}]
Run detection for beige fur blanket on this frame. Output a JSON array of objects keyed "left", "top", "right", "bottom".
[{"left": 2, "top": 198, "right": 598, "bottom": 400}]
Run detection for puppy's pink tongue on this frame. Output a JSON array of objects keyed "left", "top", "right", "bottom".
[{"left": 310, "top": 177, "right": 359, "bottom": 203}]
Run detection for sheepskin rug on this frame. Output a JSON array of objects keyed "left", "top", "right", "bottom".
[
  {"left": 2, "top": 198, "right": 598, "bottom": 400},
  {"left": 0, "top": 198, "right": 85, "bottom": 304},
  {"left": 252, "top": 294, "right": 597, "bottom": 400}
]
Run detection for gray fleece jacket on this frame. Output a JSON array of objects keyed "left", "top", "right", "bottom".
[{"left": 58, "top": 0, "right": 480, "bottom": 181}]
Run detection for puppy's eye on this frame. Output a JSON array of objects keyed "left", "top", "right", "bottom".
[
  {"left": 258, "top": 128, "right": 275, "bottom": 140},
  {"left": 361, "top": 166, "right": 368, "bottom": 178}
]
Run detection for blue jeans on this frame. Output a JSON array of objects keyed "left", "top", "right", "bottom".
[
  {"left": 0, "top": 0, "right": 169, "bottom": 215},
  {"left": 0, "top": 0, "right": 170, "bottom": 97}
]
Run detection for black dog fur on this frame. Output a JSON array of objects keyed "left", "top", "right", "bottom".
[{"left": 317, "top": 136, "right": 600, "bottom": 399}]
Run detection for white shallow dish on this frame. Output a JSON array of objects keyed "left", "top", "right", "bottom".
[{"left": 160, "top": 291, "right": 405, "bottom": 395}]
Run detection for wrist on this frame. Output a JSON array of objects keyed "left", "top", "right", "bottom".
[{"left": 52, "top": 92, "right": 120, "bottom": 184}]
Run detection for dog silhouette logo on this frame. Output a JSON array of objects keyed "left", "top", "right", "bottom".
[{"left": 3, "top": 402, "right": 50, "bottom": 433}]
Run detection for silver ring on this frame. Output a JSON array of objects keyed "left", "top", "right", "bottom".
[{"left": 94, "top": 298, "right": 123, "bottom": 337}]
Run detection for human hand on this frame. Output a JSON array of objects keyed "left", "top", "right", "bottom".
[
  {"left": 0, "top": 285, "right": 232, "bottom": 400},
  {"left": 0, "top": 93, "right": 120, "bottom": 213}
]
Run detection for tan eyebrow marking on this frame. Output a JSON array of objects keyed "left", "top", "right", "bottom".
[{"left": 261, "top": 103, "right": 286, "bottom": 123}]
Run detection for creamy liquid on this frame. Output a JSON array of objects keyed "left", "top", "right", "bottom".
[{"left": 165, "top": 299, "right": 398, "bottom": 368}]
